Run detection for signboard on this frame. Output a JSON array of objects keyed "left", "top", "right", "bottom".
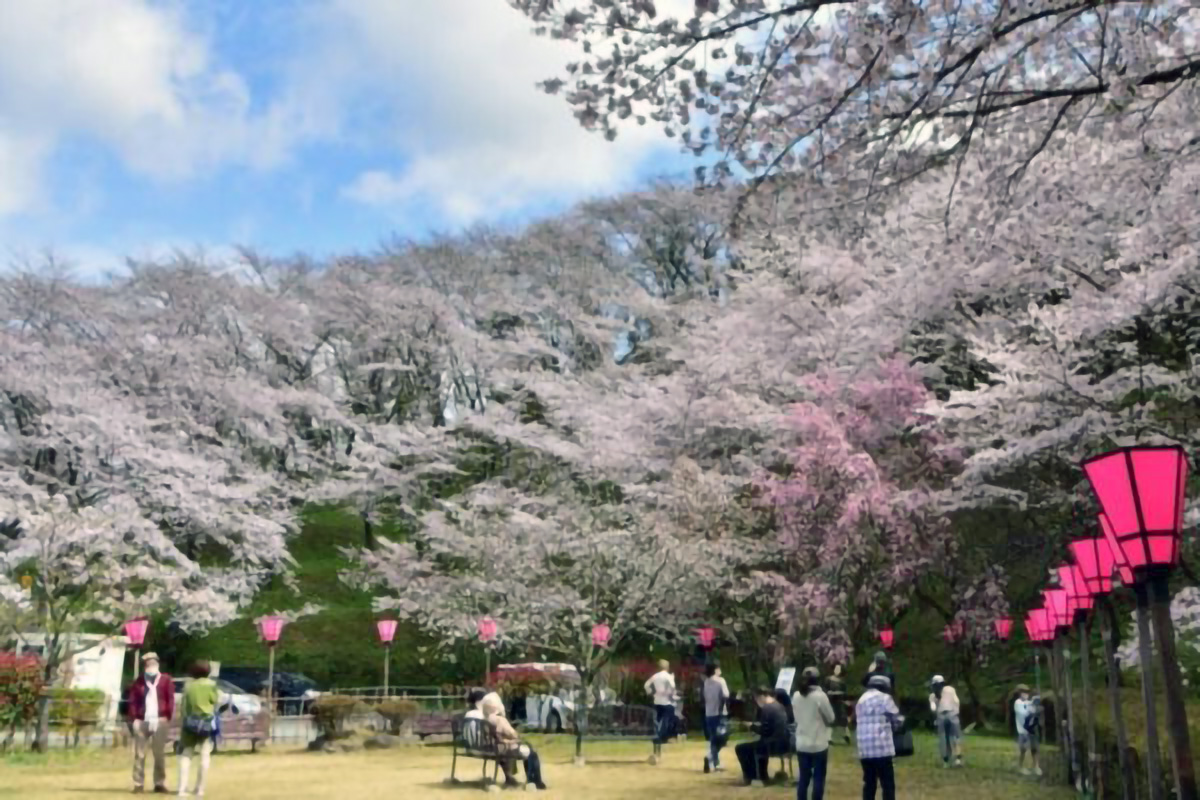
[{"left": 775, "top": 667, "right": 796, "bottom": 693}]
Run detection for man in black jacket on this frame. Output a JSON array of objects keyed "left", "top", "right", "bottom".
[
  {"left": 735, "top": 687, "right": 791, "bottom": 785},
  {"left": 862, "top": 652, "right": 898, "bottom": 697}
]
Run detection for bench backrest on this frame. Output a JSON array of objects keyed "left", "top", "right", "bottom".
[{"left": 451, "top": 715, "right": 498, "bottom": 752}]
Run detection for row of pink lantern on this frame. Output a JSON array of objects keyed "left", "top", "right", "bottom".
[
  {"left": 874, "top": 617, "right": 1013, "bottom": 652},
  {"left": 1020, "top": 445, "right": 1194, "bottom": 800}
]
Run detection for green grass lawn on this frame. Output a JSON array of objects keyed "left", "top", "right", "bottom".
[{"left": 0, "top": 732, "right": 1067, "bottom": 799}]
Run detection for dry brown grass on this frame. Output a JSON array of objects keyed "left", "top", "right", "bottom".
[{"left": 0, "top": 732, "right": 1070, "bottom": 799}]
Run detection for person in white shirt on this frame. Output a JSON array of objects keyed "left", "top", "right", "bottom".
[
  {"left": 792, "top": 666, "right": 836, "bottom": 800},
  {"left": 702, "top": 662, "right": 730, "bottom": 773},
  {"left": 1013, "top": 684, "right": 1042, "bottom": 776},
  {"left": 644, "top": 660, "right": 677, "bottom": 756},
  {"left": 929, "top": 675, "right": 964, "bottom": 767}
]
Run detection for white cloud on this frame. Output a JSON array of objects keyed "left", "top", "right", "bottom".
[
  {"left": 320, "top": 0, "right": 685, "bottom": 225},
  {"left": 0, "top": 0, "right": 310, "bottom": 217}
]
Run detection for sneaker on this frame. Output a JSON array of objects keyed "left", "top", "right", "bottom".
[
  {"left": 714, "top": 764, "right": 725, "bottom": 772},
  {"left": 955, "top": 758, "right": 964, "bottom": 768},
  {"left": 1034, "top": 767, "right": 1044, "bottom": 777},
  {"left": 1020, "top": 768, "right": 1032, "bottom": 776},
  {"left": 534, "top": 782, "right": 547, "bottom": 791},
  {"left": 704, "top": 757, "right": 711, "bottom": 774}
]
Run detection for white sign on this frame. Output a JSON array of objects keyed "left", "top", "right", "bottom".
[{"left": 775, "top": 667, "right": 796, "bottom": 693}]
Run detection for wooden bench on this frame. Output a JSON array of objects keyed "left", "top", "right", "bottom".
[
  {"left": 167, "top": 710, "right": 270, "bottom": 753},
  {"left": 414, "top": 711, "right": 456, "bottom": 740},
  {"left": 448, "top": 716, "right": 522, "bottom": 789}
]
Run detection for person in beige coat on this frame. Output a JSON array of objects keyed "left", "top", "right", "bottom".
[
  {"left": 792, "top": 666, "right": 836, "bottom": 800},
  {"left": 480, "top": 693, "right": 547, "bottom": 790}
]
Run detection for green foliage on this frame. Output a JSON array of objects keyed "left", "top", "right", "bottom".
[
  {"left": 45, "top": 688, "right": 106, "bottom": 728},
  {"left": 0, "top": 654, "right": 42, "bottom": 747},
  {"left": 310, "top": 695, "right": 363, "bottom": 739},
  {"left": 375, "top": 699, "right": 419, "bottom": 735}
]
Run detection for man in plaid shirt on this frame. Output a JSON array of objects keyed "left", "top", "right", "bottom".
[{"left": 856, "top": 675, "right": 902, "bottom": 800}]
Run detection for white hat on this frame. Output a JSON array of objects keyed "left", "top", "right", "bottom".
[
  {"left": 141, "top": 652, "right": 159, "bottom": 662},
  {"left": 930, "top": 674, "right": 945, "bottom": 685}
]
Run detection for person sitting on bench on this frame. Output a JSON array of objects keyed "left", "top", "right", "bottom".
[
  {"left": 735, "top": 687, "right": 791, "bottom": 786},
  {"left": 480, "top": 693, "right": 548, "bottom": 791}
]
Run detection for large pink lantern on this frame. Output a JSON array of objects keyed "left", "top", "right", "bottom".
[
  {"left": 879, "top": 628, "right": 895, "bottom": 651},
  {"left": 592, "top": 623, "right": 611, "bottom": 648},
  {"left": 1043, "top": 589, "right": 1072, "bottom": 631},
  {"left": 376, "top": 619, "right": 398, "bottom": 645},
  {"left": 1028, "top": 608, "right": 1053, "bottom": 642},
  {"left": 124, "top": 618, "right": 149, "bottom": 648},
  {"left": 1070, "top": 536, "right": 1117, "bottom": 597},
  {"left": 697, "top": 627, "right": 716, "bottom": 649},
  {"left": 1082, "top": 445, "right": 1189, "bottom": 577},
  {"left": 477, "top": 617, "right": 498, "bottom": 643},
  {"left": 1099, "top": 513, "right": 1137, "bottom": 587},
  {"left": 994, "top": 618, "right": 1013, "bottom": 642},
  {"left": 1057, "top": 565, "right": 1095, "bottom": 614},
  {"left": 258, "top": 615, "right": 285, "bottom": 645}
]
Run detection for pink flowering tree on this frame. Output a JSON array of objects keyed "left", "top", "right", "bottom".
[{"left": 754, "top": 357, "right": 959, "bottom": 665}]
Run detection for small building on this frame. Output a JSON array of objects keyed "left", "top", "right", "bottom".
[{"left": 9, "top": 633, "right": 129, "bottom": 731}]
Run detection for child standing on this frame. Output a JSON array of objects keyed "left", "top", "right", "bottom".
[{"left": 1014, "top": 686, "right": 1043, "bottom": 777}]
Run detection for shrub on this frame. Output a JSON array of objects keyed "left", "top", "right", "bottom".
[
  {"left": 0, "top": 653, "right": 43, "bottom": 750},
  {"left": 376, "top": 699, "right": 420, "bottom": 735},
  {"left": 46, "top": 688, "right": 107, "bottom": 728},
  {"left": 311, "top": 695, "right": 363, "bottom": 739}
]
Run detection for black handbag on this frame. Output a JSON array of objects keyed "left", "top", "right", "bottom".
[
  {"left": 890, "top": 714, "right": 913, "bottom": 757},
  {"left": 183, "top": 714, "right": 217, "bottom": 738}
]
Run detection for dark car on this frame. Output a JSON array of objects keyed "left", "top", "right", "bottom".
[{"left": 219, "top": 667, "right": 321, "bottom": 715}]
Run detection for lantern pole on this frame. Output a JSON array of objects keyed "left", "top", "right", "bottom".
[
  {"left": 1097, "top": 597, "right": 1136, "bottom": 800},
  {"left": 383, "top": 642, "right": 391, "bottom": 697},
  {"left": 1077, "top": 611, "right": 1096, "bottom": 796},
  {"left": 1149, "top": 569, "right": 1197, "bottom": 800},
  {"left": 1055, "top": 634, "right": 1079, "bottom": 788},
  {"left": 1131, "top": 582, "right": 1167, "bottom": 800}
]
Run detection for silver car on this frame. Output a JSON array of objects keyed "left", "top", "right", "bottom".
[{"left": 173, "top": 678, "right": 264, "bottom": 717}]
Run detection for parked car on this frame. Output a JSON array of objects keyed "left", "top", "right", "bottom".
[
  {"left": 495, "top": 663, "right": 623, "bottom": 733},
  {"left": 218, "top": 667, "right": 321, "bottom": 714},
  {"left": 172, "top": 678, "right": 263, "bottom": 717}
]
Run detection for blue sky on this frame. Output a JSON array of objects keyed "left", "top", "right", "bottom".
[{"left": 0, "top": 0, "right": 698, "bottom": 277}]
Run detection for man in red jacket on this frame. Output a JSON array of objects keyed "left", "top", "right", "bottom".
[{"left": 125, "top": 652, "right": 174, "bottom": 794}]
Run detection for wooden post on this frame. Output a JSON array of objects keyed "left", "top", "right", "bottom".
[
  {"left": 1057, "top": 635, "right": 1080, "bottom": 787},
  {"left": 1080, "top": 615, "right": 1097, "bottom": 795},
  {"left": 1149, "top": 571, "right": 1198, "bottom": 800},
  {"left": 1099, "top": 597, "right": 1136, "bottom": 800},
  {"left": 383, "top": 644, "right": 391, "bottom": 697},
  {"left": 267, "top": 644, "right": 276, "bottom": 735},
  {"left": 1135, "top": 583, "right": 1166, "bottom": 800}
]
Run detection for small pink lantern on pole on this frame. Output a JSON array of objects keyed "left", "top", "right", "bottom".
[
  {"left": 697, "top": 627, "right": 716, "bottom": 649},
  {"left": 994, "top": 618, "right": 1013, "bottom": 643},
  {"left": 879, "top": 628, "right": 895, "bottom": 651},
  {"left": 258, "top": 616, "right": 285, "bottom": 716},
  {"left": 942, "top": 624, "right": 958, "bottom": 645},
  {"left": 377, "top": 619, "right": 398, "bottom": 696},
  {"left": 592, "top": 623, "right": 611, "bottom": 648},
  {"left": 478, "top": 617, "right": 498, "bottom": 685},
  {"left": 124, "top": 618, "right": 149, "bottom": 679}
]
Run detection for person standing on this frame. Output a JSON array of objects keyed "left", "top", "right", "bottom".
[
  {"left": 856, "top": 675, "right": 902, "bottom": 800},
  {"left": 862, "top": 652, "right": 897, "bottom": 696},
  {"left": 177, "top": 660, "right": 219, "bottom": 797},
  {"left": 792, "top": 667, "right": 835, "bottom": 800},
  {"left": 827, "top": 665, "right": 850, "bottom": 745},
  {"left": 1013, "top": 685, "right": 1042, "bottom": 776},
  {"left": 125, "top": 652, "right": 175, "bottom": 794},
  {"left": 644, "top": 660, "right": 676, "bottom": 755},
  {"left": 702, "top": 662, "right": 730, "bottom": 773},
  {"left": 735, "top": 687, "right": 791, "bottom": 786},
  {"left": 929, "top": 675, "right": 964, "bottom": 768}
]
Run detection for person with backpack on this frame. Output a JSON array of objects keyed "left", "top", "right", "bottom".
[
  {"left": 177, "top": 660, "right": 220, "bottom": 797},
  {"left": 929, "top": 675, "right": 964, "bottom": 768},
  {"left": 702, "top": 662, "right": 730, "bottom": 773},
  {"left": 1014, "top": 686, "right": 1043, "bottom": 776}
]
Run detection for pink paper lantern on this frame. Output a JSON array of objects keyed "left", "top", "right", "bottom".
[
  {"left": 1030, "top": 608, "right": 1054, "bottom": 642},
  {"left": 124, "top": 618, "right": 149, "bottom": 648},
  {"left": 1057, "top": 565, "right": 1095, "bottom": 614},
  {"left": 994, "top": 618, "right": 1012, "bottom": 642},
  {"left": 477, "top": 617, "right": 498, "bottom": 643},
  {"left": 591, "top": 623, "right": 611, "bottom": 648},
  {"left": 258, "top": 616, "right": 285, "bottom": 644},
  {"left": 1099, "top": 513, "right": 1137, "bottom": 587},
  {"left": 376, "top": 619, "right": 398, "bottom": 645},
  {"left": 1082, "top": 445, "right": 1189, "bottom": 577},
  {"left": 1043, "top": 589, "right": 1072, "bottom": 630},
  {"left": 879, "top": 628, "right": 894, "bottom": 651},
  {"left": 697, "top": 627, "right": 715, "bottom": 649},
  {"left": 1070, "top": 536, "right": 1117, "bottom": 597}
]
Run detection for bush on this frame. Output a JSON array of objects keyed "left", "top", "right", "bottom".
[
  {"left": 311, "top": 695, "right": 363, "bottom": 739},
  {"left": 376, "top": 699, "right": 420, "bottom": 735},
  {"left": 46, "top": 688, "right": 107, "bottom": 727},
  {"left": 0, "top": 653, "right": 43, "bottom": 750}
]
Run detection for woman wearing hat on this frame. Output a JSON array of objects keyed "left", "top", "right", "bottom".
[
  {"left": 856, "top": 674, "right": 902, "bottom": 800},
  {"left": 929, "top": 675, "right": 964, "bottom": 768},
  {"left": 792, "top": 666, "right": 835, "bottom": 800}
]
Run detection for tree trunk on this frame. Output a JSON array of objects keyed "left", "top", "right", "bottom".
[
  {"left": 574, "top": 672, "right": 590, "bottom": 762},
  {"left": 1150, "top": 572, "right": 1198, "bottom": 800},
  {"left": 960, "top": 652, "right": 986, "bottom": 729},
  {"left": 362, "top": 512, "right": 375, "bottom": 551},
  {"left": 1079, "top": 616, "right": 1096, "bottom": 796}
]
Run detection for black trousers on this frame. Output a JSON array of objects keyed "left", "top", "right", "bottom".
[
  {"left": 736, "top": 741, "right": 784, "bottom": 783},
  {"left": 860, "top": 757, "right": 895, "bottom": 800},
  {"left": 499, "top": 749, "right": 543, "bottom": 786}
]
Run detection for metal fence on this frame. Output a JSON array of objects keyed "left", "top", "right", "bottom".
[{"left": 269, "top": 687, "right": 454, "bottom": 744}]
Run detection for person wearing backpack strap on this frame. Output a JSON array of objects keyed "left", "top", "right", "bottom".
[
  {"left": 177, "top": 660, "right": 219, "bottom": 797},
  {"left": 1013, "top": 686, "right": 1042, "bottom": 776}
]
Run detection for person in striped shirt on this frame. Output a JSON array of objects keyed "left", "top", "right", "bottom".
[{"left": 856, "top": 675, "right": 902, "bottom": 800}]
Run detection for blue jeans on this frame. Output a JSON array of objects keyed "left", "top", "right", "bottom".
[
  {"left": 798, "top": 750, "right": 828, "bottom": 800},
  {"left": 704, "top": 716, "right": 726, "bottom": 766},
  {"left": 653, "top": 704, "right": 674, "bottom": 744}
]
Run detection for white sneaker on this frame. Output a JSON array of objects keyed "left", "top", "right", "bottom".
[
  {"left": 1020, "top": 768, "right": 1032, "bottom": 776},
  {"left": 1034, "top": 767, "right": 1043, "bottom": 777},
  {"left": 714, "top": 765, "right": 725, "bottom": 772}
]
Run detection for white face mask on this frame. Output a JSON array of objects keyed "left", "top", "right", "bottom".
[{"left": 144, "top": 667, "right": 159, "bottom": 678}]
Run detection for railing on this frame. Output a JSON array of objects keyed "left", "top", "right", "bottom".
[{"left": 268, "top": 689, "right": 458, "bottom": 744}]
